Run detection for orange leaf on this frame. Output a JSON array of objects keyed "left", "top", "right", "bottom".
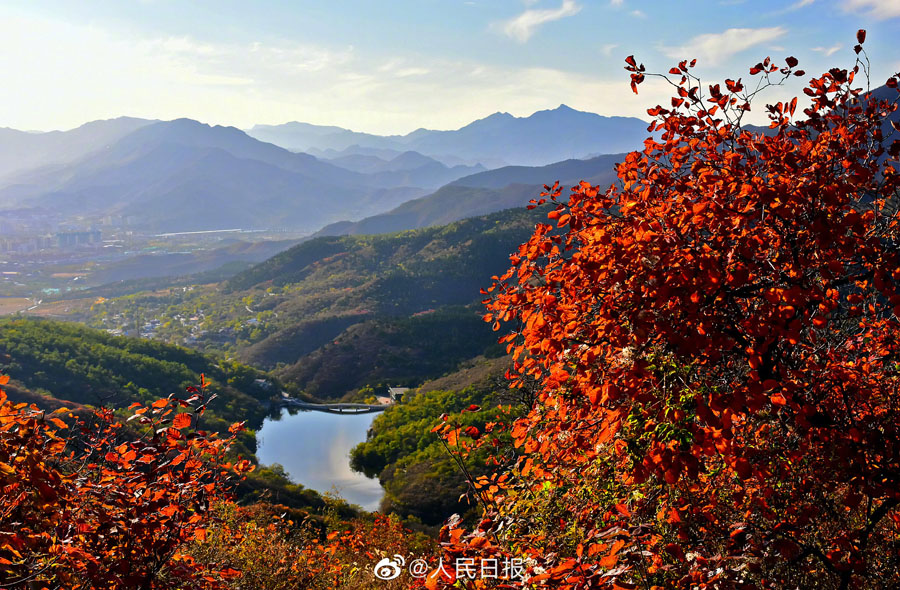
[
  {"left": 160, "top": 504, "right": 179, "bottom": 517},
  {"left": 172, "top": 413, "right": 192, "bottom": 430}
]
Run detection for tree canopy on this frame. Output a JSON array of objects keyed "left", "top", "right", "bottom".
[{"left": 437, "top": 32, "right": 900, "bottom": 589}]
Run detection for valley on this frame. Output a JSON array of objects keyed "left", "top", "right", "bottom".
[
  {"left": 6, "top": 81, "right": 898, "bottom": 531},
  {"left": 38, "top": 206, "right": 546, "bottom": 400},
  {"left": 0, "top": 103, "right": 634, "bottom": 526}
]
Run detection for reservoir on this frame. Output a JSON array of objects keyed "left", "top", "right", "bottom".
[{"left": 256, "top": 408, "right": 384, "bottom": 510}]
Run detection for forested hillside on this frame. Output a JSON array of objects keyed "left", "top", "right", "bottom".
[
  {"left": 350, "top": 356, "right": 519, "bottom": 526},
  {"left": 0, "top": 317, "right": 277, "bottom": 449},
  {"left": 83, "top": 206, "right": 547, "bottom": 398},
  {"left": 0, "top": 317, "right": 351, "bottom": 513}
]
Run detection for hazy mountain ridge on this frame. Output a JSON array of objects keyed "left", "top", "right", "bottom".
[
  {"left": 0, "top": 117, "right": 154, "bottom": 181},
  {"left": 312, "top": 152, "right": 625, "bottom": 237},
  {"left": 247, "top": 121, "right": 404, "bottom": 156},
  {"left": 0, "top": 104, "right": 650, "bottom": 234},
  {"left": 0, "top": 119, "right": 434, "bottom": 232},
  {"left": 324, "top": 150, "right": 487, "bottom": 189},
  {"left": 248, "top": 105, "right": 650, "bottom": 167}
]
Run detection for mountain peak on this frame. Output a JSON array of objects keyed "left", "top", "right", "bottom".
[
  {"left": 457, "top": 111, "right": 514, "bottom": 131},
  {"left": 530, "top": 104, "right": 586, "bottom": 119}
]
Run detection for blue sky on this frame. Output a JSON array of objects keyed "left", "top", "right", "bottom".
[{"left": 1, "top": 0, "right": 898, "bottom": 134}]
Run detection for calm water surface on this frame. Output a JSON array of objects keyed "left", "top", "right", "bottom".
[{"left": 256, "top": 409, "right": 384, "bottom": 510}]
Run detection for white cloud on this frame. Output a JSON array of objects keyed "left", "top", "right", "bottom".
[
  {"left": 630, "top": 9, "right": 646, "bottom": 17},
  {"left": 600, "top": 43, "right": 619, "bottom": 56},
  {"left": 844, "top": 0, "right": 900, "bottom": 19},
  {"left": 609, "top": 0, "right": 624, "bottom": 5},
  {"left": 500, "top": 0, "right": 582, "bottom": 43},
  {"left": 812, "top": 43, "right": 842, "bottom": 56},
  {"left": 767, "top": 0, "right": 814, "bottom": 15},
  {"left": 659, "top": 26, "right": 787, "bottom": 66},
  {"left": 378, "top": 58, "right": 430, "bottom": 77},
  {"left": 786, "top": 0, "right": 814, "bottom": 10},
  {"left": 396, "top": 67, "right": 431, "bottom": 78}
]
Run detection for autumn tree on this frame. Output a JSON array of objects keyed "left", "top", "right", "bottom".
[
  {"left": 1, "top": 373, "right": 435, "bottom": 590},
  {"left": 187, "top": 504, "right": 433, "bottom": 590},
  {"left": 0, "top": 375, "right": 253, "bottom": 589},
  {"left": 438, "top": 32, "right": 900, "bottom": 589}
]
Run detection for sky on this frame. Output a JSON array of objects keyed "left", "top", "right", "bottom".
[{"left": 0, "top": 0, "right": 898, "bottom": 135}]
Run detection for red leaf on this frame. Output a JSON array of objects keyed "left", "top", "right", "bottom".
[
  {"left": 172, "top": 413, "right": 192, "bottom": 430},
  {"left": 160, "top": 504, "right": 179, "bottom": 517}
]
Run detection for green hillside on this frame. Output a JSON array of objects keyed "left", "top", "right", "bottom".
[
  {"left": 311, "top": 184, "right": 541, "bottom": 237},
  {"left": 231, "top": 206, "right": 546, "bottom": 394},
  {"left": 227, "top": 205, "right": 544, "bottom": 294},
  {"left": 0, "top": 317, "right": 271, "bottom": 437},
  {"left": 349, "top": 356, "right": 522, "bottom": 525},
  {"left": 83, "top": 206, "right": 547, "bottom": 398},
  {"left": 275, "top": 305, "right": 505, "bottom": 396}
]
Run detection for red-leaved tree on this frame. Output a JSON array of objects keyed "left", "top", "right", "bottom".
[
  {"left": 436, "top": 31, "right": 900, "bottom": 589},
  {"left": 0, "top": 374, "right": 253, "bottom": 589}
]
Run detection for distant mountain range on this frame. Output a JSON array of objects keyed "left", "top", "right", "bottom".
[
  {"left": 313, "top": 153, "right": 625, "bottom": 237},
  {"left": 0, "top": 105, "right": 645, "bottom": 233},
  {"left": 248, "top": 105, "right": 650, "bottom": 167},
  {"left": 0, "top": 119, "right": 435, "bottom": 232},
  {"left": 0, "top": 117, "right": 153, "bottom": 179},
  {"left": 3, "top": 85, "right": 896, "bottom": 238}
]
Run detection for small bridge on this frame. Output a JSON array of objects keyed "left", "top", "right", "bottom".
[{"left": 280, "top": 398, "right": 389, "bottom": 415}]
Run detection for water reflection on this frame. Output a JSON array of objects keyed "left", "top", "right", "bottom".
[{"left": 256, "top": 408, "right": 384, "bottom": 510}]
